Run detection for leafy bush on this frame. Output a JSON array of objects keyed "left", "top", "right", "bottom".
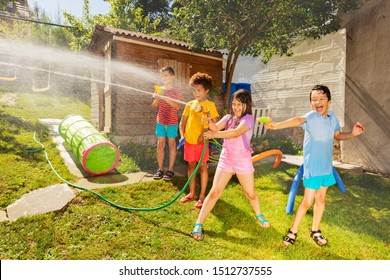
[{"left": 251, "top": 135, "right": 302, "bottom": 155}]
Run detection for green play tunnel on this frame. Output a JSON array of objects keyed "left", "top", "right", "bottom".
[{"left": 58, "top": 115, "right": 120, "bottom": 176}]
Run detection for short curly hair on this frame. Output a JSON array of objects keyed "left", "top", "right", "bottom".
[{"left": 189, "top": 72, "right": 213, "bottom": 90}]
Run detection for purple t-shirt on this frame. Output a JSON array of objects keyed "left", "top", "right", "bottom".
[{"left": 220, "top": 114, "right": 254, "bottom": 152}]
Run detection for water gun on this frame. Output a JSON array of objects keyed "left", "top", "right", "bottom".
[
  {"left": 256, "top": 117, "right": 272, "bottom": 124},
  {"left": 177, "top": 137, "right": 185, "bottom": 150},
  {"left": 202, "top": 109, "right": 210, "bottom": 131},
  {"left": 194, "top": 104, "right": 203, "bottom": 113},
  {"left": 154, "top": 85, "right": 165, "bottom": 95}
]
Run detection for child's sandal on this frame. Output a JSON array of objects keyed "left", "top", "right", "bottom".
[
  {"left": 153, "top": 169, "right": 164, "bottom": 180},
  {"left": 310, "top": 230, "right": 328, "bottom": 246},
  {"left": 191, "top": 223, "right": 204, "bottom": 241},
  {"left": 256, "top": 214, "right": 270, "bottom": 228},
  {"left": 163, "top": 170, "right": 174, "bottom": 181},
  {"left": 283, "top": 229, "right": 298, "bottom": 246}
]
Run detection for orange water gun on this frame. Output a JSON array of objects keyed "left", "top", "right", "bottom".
[{"left": 202, "top": 109, "right": 210, "bottom": 131}]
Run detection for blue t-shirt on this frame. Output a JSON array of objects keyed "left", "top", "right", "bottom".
[{"left": 301, "top": 110, "right": 340, "bottom": 178}]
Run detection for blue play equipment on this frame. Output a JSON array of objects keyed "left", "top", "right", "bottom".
[
  {"left": 286, "top": 165, "right": 346, "bottom": 214},
  {"left": 223, "top": 82, "right": 252, "bottom": 104}
]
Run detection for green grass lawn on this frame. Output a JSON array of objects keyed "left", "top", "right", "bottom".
[{"left": 0, "top": 90, "right": 389, "bottom": 260}]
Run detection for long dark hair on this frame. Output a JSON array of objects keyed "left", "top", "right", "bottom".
[{"left": 226, "top": 89, "right": 252, "bottom": 129}]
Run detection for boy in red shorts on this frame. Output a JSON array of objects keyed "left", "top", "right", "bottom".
[{"left": 179, "top": 72, "right": 219, "bottom": 208}]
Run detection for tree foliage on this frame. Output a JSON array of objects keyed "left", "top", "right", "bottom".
[
  {"left": 171, "top": 0, "right": 361, "bottom": 107},
  {"left": 0, "top": 0, "right": 14, "bottom": 10},
  {"left": 0, "top": 1, "right": 72, "bottom": 48},
  {"left": 63, "top": 0, "right": 163, "bottom": 51}
]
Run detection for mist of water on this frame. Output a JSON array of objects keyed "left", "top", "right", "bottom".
[{"left": 0, "top": 37, "right": 188, "bottom": 106}]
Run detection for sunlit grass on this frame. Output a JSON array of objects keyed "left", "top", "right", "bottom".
[{"left": 0, "top": 90, "right": 389, "bottom": 260}]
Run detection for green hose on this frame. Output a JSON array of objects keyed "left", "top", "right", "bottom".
[{"left": 31, "top": 132, "right": 208, "bottom": 211}]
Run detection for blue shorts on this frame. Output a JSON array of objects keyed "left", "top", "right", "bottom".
[
  {"left": 156, "top": 123, "right": 178, "bottom": 138},
  {"left": 303, "top": 174, "right": 336, "bottom": 190}
]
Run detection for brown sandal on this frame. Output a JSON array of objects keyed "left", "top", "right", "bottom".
[
  {"left": 163, "top": 170, "right": 174, "bottom": 181},
  {"left": 283, "top": 229, "right": 298, "bottom": 246},
  {"left": 310, "top": 230, "right": 328, "bottom": 246}
]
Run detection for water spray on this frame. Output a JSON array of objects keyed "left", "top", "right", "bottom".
[{"left": 0, "top": 61, "right": 187, "bottom": 106}]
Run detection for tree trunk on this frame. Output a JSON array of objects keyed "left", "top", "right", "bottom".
[{"left": 223, "top": 51, "right": 240, "bottom": 109}]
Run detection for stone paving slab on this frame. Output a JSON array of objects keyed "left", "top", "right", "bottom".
[
  {"left": 0, "top": 210, "right": 8, "bottom": 222},
  {"left": 281, "top": 154, "right": 363, "bottom": 173},
  {"left": 6, "top": 183, "right": 76, "bottom": 222},
  {"left": 75, "top": 172, "right": 154, "bottom": 190}
]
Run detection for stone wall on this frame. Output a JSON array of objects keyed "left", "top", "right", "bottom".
[
  {"left": 340, "top": 0, "right": 390, "bottom": 174},
  {"left": 233, "top": 0, "right": 390, "bottom": 174},
  {"left": 233, "top": 30, "right": 346, "bottom": 153}
]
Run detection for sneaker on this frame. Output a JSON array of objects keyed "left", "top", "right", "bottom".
[{"left": 153, "top": 169, "right": 164, "bottom": 180}]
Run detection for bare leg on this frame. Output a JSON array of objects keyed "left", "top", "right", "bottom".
[
  {"left": 312, "top": 186, "right": 327, "bottom": 230},
  {"left": 284, "top": 188, "right": 316, "bottom": 245},
  {"left": 192, "top": 170, "right": 232, "bottom": 240},
  {"left": 167, "top": 137, "right": 177, "bottom": 172},
  {"left": 187, "top": 161, "right": 198, "bottom": 198},
  {"left": 237, "top": 173, "right": 269, "bottom": 228},
  {"left": 311, "top": 186, "right": 328, "bottom": 245},
  {"left": 156, "top": 136, "right": 166, "bottom": 171},
  {"left": 198, "top": 162, "right": 209, "bottom": 201}
]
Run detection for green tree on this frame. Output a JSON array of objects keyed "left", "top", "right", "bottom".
[
  {"left": 63, "top": 0, "right": 160, "bottom": 51},
  {"left": 171, "top": 0, "right": 361, "bottom": 108},
  {"left": 135, "top": 0, "right": 171, "bottom": 30},
  {"left": 0, "top": 0, "right": 14, "bottom": 10},
  {"left": 0, "top": 1, "right": 72, "bottom": 48}
]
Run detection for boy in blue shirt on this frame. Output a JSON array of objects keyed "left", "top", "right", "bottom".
[{"left": 266, "top": 85, "right": 365, "bottom": 246}]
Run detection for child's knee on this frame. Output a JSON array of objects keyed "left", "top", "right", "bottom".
[
  {"left": 188, "top": 162, "right": 197, "bottom": 169},
  {"left": 199, "top": 162, "right": 208, "bottom": 171},
  {"left": 157, "top": 140, "right": 165, "bottom": 149},
  {"left": 301, "top": 197, "right": 314, "bottom": 209},
  {"left": 244, "top": 190, "right": 257, "bottom": 201}
]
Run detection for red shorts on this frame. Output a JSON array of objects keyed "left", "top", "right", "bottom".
[{"left": 184, "top": 142, "right": 209, "bottom": 163}]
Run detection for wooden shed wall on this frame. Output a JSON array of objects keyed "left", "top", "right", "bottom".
[{"left": 109, "top": 39, "right": 224, "bottom": 140}]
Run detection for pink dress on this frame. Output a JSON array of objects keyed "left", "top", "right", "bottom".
[{"left": 217, "top": 114, "right": 254, "bottom": 174}]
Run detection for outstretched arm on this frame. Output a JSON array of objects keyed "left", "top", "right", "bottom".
[
  {"left": 265, "top": 117, "right": 306, "bottom": 130},
  {"left": 204, "top": 122, "right": 249, "bottom": 139},
  {"left": 334, "top": 122, "right": 365, "bottom": 140}
]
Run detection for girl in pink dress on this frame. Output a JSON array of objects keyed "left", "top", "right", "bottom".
[{"left": 191, "top": 89, "right": 270, "bottom": 241}]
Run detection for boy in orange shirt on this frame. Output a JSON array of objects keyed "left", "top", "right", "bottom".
[{"left": 179, "top": 72, "right": 219, "bottom": 208}]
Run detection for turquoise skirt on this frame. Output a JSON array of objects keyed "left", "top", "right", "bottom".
[{"left": 303, "top": 173, "right": 336, "bottom": 190}]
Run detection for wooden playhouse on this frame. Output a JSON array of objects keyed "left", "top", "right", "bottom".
[{"left": 88, "top": 25, "right": 224, "bottom": 144}]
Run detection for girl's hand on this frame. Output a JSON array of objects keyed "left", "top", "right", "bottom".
[{"left": 204, "top": 130, "right": 214, "bottom": 139}]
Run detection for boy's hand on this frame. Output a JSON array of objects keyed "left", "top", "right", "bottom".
[
  {"left": 177, "top": 136, "right": 185, "bottom": 150},
  {"left": 352, "top": 122, "right": 365, "bottom": 136},
  {"left": 265, "top": 122, "right": 278, "bottom": 130},
  {"left": 197, "top": 133, "right": 205, "bottom": 144}
]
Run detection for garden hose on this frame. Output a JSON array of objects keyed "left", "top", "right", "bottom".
[{"left": 30, "top": 132, "right": 208, "bottom": 211}]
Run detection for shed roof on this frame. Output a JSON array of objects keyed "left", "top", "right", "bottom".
[{"left": 88, "top": 25, "right": 223, "bottom": 58}]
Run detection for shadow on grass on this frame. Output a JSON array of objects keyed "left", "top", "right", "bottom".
[
  {"left": 0, "top": 111, "right": 49, "bottom": 159},
  {"left": 325, "top": 170, "right": 390, "bottom": 242}
]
